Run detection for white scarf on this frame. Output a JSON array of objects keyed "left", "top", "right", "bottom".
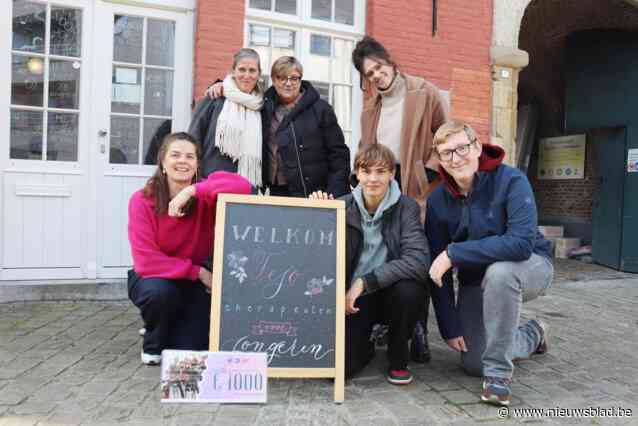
[{"left": 215, "top": 75, "right": 264, "bottom": 187}]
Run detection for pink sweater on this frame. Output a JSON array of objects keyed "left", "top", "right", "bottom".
[{"left": 128, "top": 171, "right": 251, "bottom": 280}]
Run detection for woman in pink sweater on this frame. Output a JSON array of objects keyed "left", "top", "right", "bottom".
[{"left": 128, "top": 132, "right": 251, "bottom": 365}]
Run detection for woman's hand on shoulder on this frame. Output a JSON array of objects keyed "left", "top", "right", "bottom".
[
  {"left": 168, "top": 185, "right": 195, "bottom": 217},
  {"left": 205, "top": 82, "right": 224, "bottom": 99},
  {"left": 309, "top": 191, "right": 334, "bottom": 200}
]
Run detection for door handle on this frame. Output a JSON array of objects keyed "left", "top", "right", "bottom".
[{"left": 98, "top": 129, "right": 108, "bottom": 153}]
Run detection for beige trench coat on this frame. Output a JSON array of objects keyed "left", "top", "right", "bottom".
[{"left": 360, "top": 73, "right": 448, "bottom": 221}]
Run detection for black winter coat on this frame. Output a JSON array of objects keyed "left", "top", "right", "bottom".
[
  {"left": 263, "top": 81, "right": 350, "bottom": 197},
  {"left": 343, "top": 193, "right": 431, "bottom": 294}
]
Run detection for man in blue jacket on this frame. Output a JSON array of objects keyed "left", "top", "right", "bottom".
[{"left": 426, "top": 120, "right": 554, "bottom": 406}]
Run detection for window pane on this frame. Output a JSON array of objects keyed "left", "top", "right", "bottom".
[
  {"left": 111, "top": 66, "right": 141, "bottom": 114},
  {"left": 145, "top": 69, "right": 173, "bottom": 116},
  {"left": 146, "top": 19, "right": 175, "bottom": 67},
  {"left": 333, "top": 85, "right": 352, "bottom": 130},
  {"left": 307, "top": 36, "right": 331, "bottom": 82},
  {"left": 12, "top": 0, "right": 46, "bottom": 54},
  {"left": 249, "top": 0, "right": 271, "bottom": 10},
  {"left": 143, "top": 118, "right": 172, "bottom": 165},
  {"left": 50, "top": 7, "right": 82, "bottom": 57},
  {"left": 311, "top": 0, "right": 331, "bottom": 21},
  {"left": 249, "top": 25, "right": 270, "bottom": 47},
  {"left": 332, "top": 38, "right": 353, "bottom": 84},
  {"left": 113, "top": 15, "right": 143, "bottom": 64},
  {"left": 49, "top": 60, "right": 81, "bottom": 109},
  {"left": 310, "top": 81, "right": 330, "bottom": 103},
  {"left": 110, "top": 116, "right": 139, "bottom": 164},
  {"left": 252, "top": 46, "right": 271, "bottom": 76},
  {"left": 273, "top": 29, "right": 294, "bottom": 49},
  {"left": 335, "top": 0, "right": 354, "bottom": 25},
  {"left": 310, "top": 34, "right": 331, "bottom": 56},
  {"left": 10, "top": 109, "right": 43, "bottom": 160},
  {"left": 11, "top": 55, "right": 44, "bottom": 106},
  {"left": 47, "top": 112, "right": 78, "bottom": 161},
  {"left": 275, "top": 0, "right": 296, "bottom": 15}
]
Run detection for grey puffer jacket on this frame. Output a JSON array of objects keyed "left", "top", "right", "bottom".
[{"left": 343, "top": 192, "right": 431, "bottom": 294}]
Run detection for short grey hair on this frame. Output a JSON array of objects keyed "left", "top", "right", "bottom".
[
  {"left": 271, "top": 56, "right": 303, "bottom": 79},
  {"left": 232, "top": 48, "right": 262, "bottom": 75}
]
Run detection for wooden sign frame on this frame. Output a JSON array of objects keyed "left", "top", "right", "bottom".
[{"left": 209, "top": 194, "right": 346, "bottom": 403}]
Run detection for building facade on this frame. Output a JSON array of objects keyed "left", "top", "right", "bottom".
[{"left": 1, "top": 0, "right": 493, "bottom": 283}]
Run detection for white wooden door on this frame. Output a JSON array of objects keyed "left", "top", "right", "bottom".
[
  {"left": 0, "top": 0, "right": 194, "bottom": 281},
  {"left": 1, "top": 0, "right": 94, "bottom": 280},
  {"left": 91, "top": 2, "right": 194, "bottom": 279}
]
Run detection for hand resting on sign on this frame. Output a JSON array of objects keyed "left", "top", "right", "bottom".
[{"left": 309, "top": 191, "right": 334, "bottom": 200}]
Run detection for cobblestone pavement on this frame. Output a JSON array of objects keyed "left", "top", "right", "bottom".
[{"left": 1, "top": 261, "right": 637, "bottom": 425}]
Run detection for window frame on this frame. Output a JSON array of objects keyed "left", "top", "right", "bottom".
[{"left": 245, "top": 0, "right": 365, "bottom": 156}]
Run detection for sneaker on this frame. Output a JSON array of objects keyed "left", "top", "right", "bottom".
[
  {"left": 410, "top": 321, "right": 431, "bottom": 363},
  {"left": 141, "top": 350, "right": 161, "bottom": 366},
  {"left": 386, "top": 369, "right": 413, "bottom": 385},
  {"left": 530, "top": 319, "right": 549, "bottom": 355},
  {"left": 481, "top": 376, "right": 512, "bottom": 406}
]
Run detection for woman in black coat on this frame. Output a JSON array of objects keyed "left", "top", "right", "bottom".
[{"left": 203, "top": 56, "right": 351, "bottom": 198}]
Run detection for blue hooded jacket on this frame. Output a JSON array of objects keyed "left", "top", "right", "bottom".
[{"left": 425, "top": 143, "right": 553, "bottom": 340}]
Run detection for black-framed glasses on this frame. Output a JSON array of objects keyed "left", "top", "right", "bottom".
[
  {"left": 277, "top": 75, "right": 302, "bottom": 85},
  {"left": 435, "top": 140, "right": 476, "bottom": 162}
]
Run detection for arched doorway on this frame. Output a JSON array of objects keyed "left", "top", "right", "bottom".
[{"left": 516, "top": 0, "right": 638, "bottom": 271}]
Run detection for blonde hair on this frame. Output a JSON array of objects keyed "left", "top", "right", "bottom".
[
  {"left": 271, "top": 56, "right": 303, "bottom": 80},
  {"left": 433, "top": 120, "right": 479, "bottom": 147}
]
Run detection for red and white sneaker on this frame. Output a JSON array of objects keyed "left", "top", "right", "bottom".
[{"left": 386, "top": 369, "right": 413, "bottom": 385}]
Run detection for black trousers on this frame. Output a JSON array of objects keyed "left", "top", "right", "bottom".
[
  {"left": 128, "top": 270, "right": 211, "bottom": 355},
  {"left": 345, "top": 279, "right": 426, "bottom": 378}
]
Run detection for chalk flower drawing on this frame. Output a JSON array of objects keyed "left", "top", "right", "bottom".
[
  {"left": 227, "top": 251, "right": 248, "bottom": 283},
  {"left": 304, "top": 275, "right": 334, "bottom": 296}
]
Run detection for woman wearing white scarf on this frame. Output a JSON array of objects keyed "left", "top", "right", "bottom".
[
  {"left": 188, "top": 49, "right": 265, "bottom": 188},
  {"left": 215, "top": 74, "right": 263, "bottom": 187}
]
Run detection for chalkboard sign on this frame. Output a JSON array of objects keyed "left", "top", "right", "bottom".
[{"left": 209, "top": 194, "right": 346, "bottom": 403}]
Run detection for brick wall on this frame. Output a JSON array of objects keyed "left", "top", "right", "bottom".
[
  {"left": 366, "top": 0, "right": 493, "bottom": 142},
  {"left": 192, "top": 1, "right": 494, "bottom": 141},
  {"left": 193, "top": 0, "right": 244, "bottom": 103}
]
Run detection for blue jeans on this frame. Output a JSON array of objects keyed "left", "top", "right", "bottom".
[{"left": 458, "top": 254, "right": 554, "bottom": 379}]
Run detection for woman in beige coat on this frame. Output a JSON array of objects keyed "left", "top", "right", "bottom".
[{"left": 352, "top": 35, "right": 449, "bottom": 365}]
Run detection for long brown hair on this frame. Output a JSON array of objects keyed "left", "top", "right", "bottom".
[
  {"left": 143, "top": 132, "right": 202, "bottom": 215},
  {"left": 351, "top": 36, "right": 399, "bottom": 92}
]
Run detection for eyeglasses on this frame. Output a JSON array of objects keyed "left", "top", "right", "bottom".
[
  {"left": 435, "top": 140, "right": 476, "bottom": 162},
  {"left": 277, "top": 75, "right": 301, "bottom": 85}
]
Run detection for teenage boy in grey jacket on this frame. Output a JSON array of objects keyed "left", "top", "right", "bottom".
[{"left": 311, "top": 144, "right": 430, "bottom": 385}]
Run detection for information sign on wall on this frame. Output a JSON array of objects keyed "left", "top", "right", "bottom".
[{"left": 537, "top": 134, "right": 586, "bottom": 180}]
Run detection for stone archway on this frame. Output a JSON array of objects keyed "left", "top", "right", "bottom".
[
  {"left": 490, "top": 0, "right": 638, "bottom": 164},
  {"left": 516, "top": 0, "right": 638, "bottom": 239},
  {"left": 490, "top": 0, "right": 533, "bottom": 164}
]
